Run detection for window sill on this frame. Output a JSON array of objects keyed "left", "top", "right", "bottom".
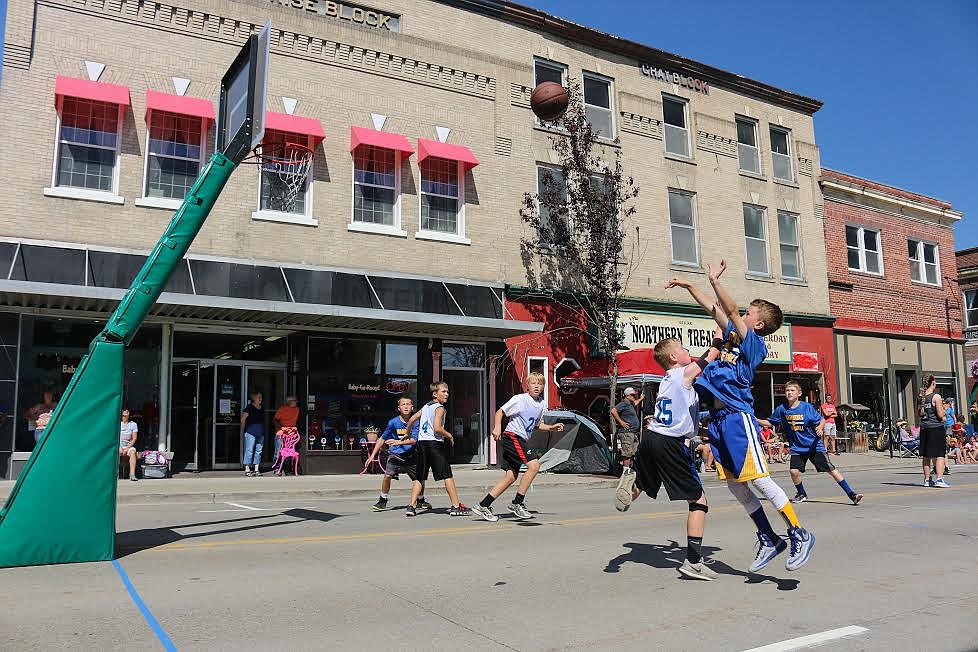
[
  {"left": 745, "top": 273, "right": 776, "bottom": 284},
  {"left": 664, "top": 153, "right": 696, "bottom": 165},
  {"left": 738, "top": 170, "right": 767, "bottom": 182},
  {"left": 44, "top": 187, "right": 124, "bottom": 205},
  {"left": 773, "top": 178, "right": 799, "bottom": 189},
  {"left": 251, "top": 210, "right": 319, "bottom": 227},
  {"left": 780, "top": 277, "right": 808, "bottom": 287},
  {"left": 135, "top": 196, "right": 183, "bottom": 211},
  {"left": 348, "top": 222, "right": 407, "bottom": 238},
  {"left": 670, "top": 262, "right": 705, "bottom": 275},
  {"left": 415, "top": 230, "right": 471, "bottom": 245}
]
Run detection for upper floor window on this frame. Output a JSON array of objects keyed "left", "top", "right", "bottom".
[
  {"left": 668, "top": 189, "right": 698, "bottom": 266},
  {"left": 736, "top": 117, "right": 760, "bottom": 174},
  {"left": 743, "top": 204, "right": 769, "bottom": 276},
  {"left": 583, "top": 72, "right": 614, "bottom": 139},
  {"left": 769, "top": 126, "right": 793, "bottom": 181},
  {"left": 663, "top": 96, "right": 690, "bottom": 158},
  {"left": 846, "top": 225, "right": 883, "bottom": 275},
  {"left": 258, "top": 129, "right": 311, "bottom": 216},
  {"left": 536, "top": 164, "right": 567, "bottom": 245},
  {"left": 420, "top": 157, "right": 462, "bottom": 236},
  {"left": 777, "top": 211, "right": 802, "bottom": 279},
  {"left": 908, "top": 239, "right": 940, "bottom": 286},
  {"left": 353, "top": 145, "right": 398, "bottom": 227},
  {"left": 964, "top": 289, "right": 978, "bottom": 329},
  {"left": 55, "top": 97, "right": 121, "bottom": 192},
  {"left": 145, "top": 111, "right": 204, "bottom": 200}
]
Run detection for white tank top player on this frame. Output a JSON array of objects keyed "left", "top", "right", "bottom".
[
  {"left": 501, "top": 393, "right": 546, "bottom": 440},
  {"left": 649, "top": 366, "right": 699, "bottom": 439},
  {"left": 417, "top": 400, "right": 444, "bottom": 441}
]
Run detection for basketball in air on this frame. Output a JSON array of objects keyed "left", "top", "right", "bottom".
[{"left": 530, "top": 82, "right": 569, "bottom": 121}]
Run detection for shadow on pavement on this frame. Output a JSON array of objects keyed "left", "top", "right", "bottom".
[
  {"left": 115, "top": 509, "right": 343, "bottom": 557},
  {"left": 603, "top": 540, "right": 799, "bottom": 591}
]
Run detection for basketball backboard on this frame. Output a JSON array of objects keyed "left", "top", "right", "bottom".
[{"left": 217, "top": 20, "right": 270, "bottom": 164}]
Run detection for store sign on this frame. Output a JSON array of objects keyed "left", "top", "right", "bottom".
[
  {"left": 619, "top": 312, "right": 791, "bottom": 364},
  {"left": 266, "top": 0, "right": 401, "bottom": 32},
  {"left": 640, "top": 64, "right": 709, "bottom": 94}
]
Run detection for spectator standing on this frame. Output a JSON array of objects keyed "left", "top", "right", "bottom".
[
  {"left": 918, "top": 374, "right": 949, "bottom": 488},
  {"left": 241, "top": 391, "right": 265, "bottom": 477},
  {"left": 119, "top": 409, "right": 138, "bottom": 482},
  {"left": 820, "top": 394, "right": 838, "bottom": 455}
]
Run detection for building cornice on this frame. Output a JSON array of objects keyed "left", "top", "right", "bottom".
[{"left": 434, "top": 0, "right": 823, "bottom": 115}]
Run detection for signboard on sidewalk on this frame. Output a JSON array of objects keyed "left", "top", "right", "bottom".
[{"left": 619, "top": 311, "right": 792, "bottom": 364}]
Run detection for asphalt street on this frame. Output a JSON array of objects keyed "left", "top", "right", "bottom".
[{"left": 3, "top": 465, "right": 977, "bottom": 651}]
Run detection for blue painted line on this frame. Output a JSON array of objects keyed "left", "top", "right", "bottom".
[{"left": 112, "top": 560, "right": 177, "bottom": 651}]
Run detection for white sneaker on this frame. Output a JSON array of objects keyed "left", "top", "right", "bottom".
[{"left": 615, "top": 471, "right": 637, "bottom": 512}]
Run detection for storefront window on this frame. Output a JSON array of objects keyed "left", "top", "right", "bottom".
[
  {"left": 15, "top": 316, "right": 162, "bottom": 452},
  {"left": 306, "top": 337, "right": 419, "bottom": 452},
  {"left": 849, "top": 374, "right": 886, "bottom": 428}
]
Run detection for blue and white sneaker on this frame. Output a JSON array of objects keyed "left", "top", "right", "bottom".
[
  {"left": 786, "top": 527, "right": 816, "bottom": 571},
  {"left": 749, "top": 532, "right": 788, "bottom": 573}
]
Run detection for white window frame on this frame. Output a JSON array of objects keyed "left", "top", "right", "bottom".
[
  {"left": 769, "top": 125, "right": 794, "bottom": 182},
  {"left": 582, "top": 71, "right": 615, "bottom": 140},
  {"left": 668, "top": 189, "right": 699, "bottom": 267},
  {"left": 662, "top": 94, "right": 691, "bottom": 158},
  {"left": 135, "top": 110, "right": 207, "bottom": 211},
  {"left": 846, "top": 225, "right": 884, "bottom": 276},
  {"left": 417, "top": 157, "right": 469, "bottom": 245},
  {"left": 743, "top": 204, "right": 770, "bottom": 276},
  {"left": 348, "top": 145, "right": 405, "bottom": 237},
  {"left": 777, "top": 210, "right": 803, "bottom": 280},
  {"left": 533, "top": 58, "right": 568, "bottom": 127},
  {"left": 44, "top": 95, "right": 125, "bottom": 204},
  {"left": 736, "top": 116, "right": 761, "bottom": 174},
  {"left": 964, "top": 289, "right": 978, "bottom": 329},
  {"left": 908, "top": 238, "right": 941, "bottom": 286},
  {"left": 527, "top": 356, "right": 550, "bottom": 409},
  {"left": 251, "top": 132, "right": 317, "bottom": 227}
]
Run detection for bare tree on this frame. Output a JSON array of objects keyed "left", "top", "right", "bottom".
[{"left": 518, "top": 81, "right": 642, "bottom": 430}]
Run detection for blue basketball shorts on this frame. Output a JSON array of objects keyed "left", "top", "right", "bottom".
[{"left": 708, "top": 407, "right": 770, "bottom": 483}]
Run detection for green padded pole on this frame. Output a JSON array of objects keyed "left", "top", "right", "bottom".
[{"left": 0, "top": 152, "right": 237, "bottom": 567}]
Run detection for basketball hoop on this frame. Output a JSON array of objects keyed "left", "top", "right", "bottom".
[{"left": 241, "top": 141, "right": 313, "bottom": 213}]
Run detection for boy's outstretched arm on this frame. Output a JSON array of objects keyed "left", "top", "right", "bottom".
[{"left": 707, "top": 260, "right": 749, "bottom": 340}]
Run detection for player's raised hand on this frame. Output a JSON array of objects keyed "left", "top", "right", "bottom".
[{"left": 664, "top": 277, "right": 691, "bottom": 289}]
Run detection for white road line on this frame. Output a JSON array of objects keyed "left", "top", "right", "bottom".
[{"left": 740, "top": 626, "right": 868, "bottom": 652}]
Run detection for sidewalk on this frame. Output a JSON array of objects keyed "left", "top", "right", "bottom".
[{"left": 1, "top": 452, "right": 922, "bottom": 505}]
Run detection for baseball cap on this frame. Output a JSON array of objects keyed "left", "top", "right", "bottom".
[{"left": 623, "top": 387, "right": 638, "bottom": 397}]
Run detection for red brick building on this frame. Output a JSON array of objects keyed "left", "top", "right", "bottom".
[
  {"left": 821, "top": 169, "right": 966, "bottom": 428},
  {"left": 955, "top": 247, "right": 978, "bottom": 411}
]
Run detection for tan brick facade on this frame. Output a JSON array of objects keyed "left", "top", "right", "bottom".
[{"left": 1, "top": 0, "right": 830, "bottom": 316}]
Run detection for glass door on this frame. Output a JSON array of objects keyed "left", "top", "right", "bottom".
[{"left": 213, "top": 364, "right": 242, "bottom": 468}]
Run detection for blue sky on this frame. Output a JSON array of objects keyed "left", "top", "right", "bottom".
[{"left": 1, "top": 0, "right": 975, "bottom": 247}]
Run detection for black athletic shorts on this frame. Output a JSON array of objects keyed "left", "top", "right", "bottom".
[
  {"left": 633, "top": 431, "right": 703, "bottom": 501},
  {"left": 385, "top": 451, "right": 419, "bottom": 481},
  {"left": 919, "top": 425, "right": 947, "bottom": 459},
  {"left": 499, "top": 431, "right": 539, "bottom": 474},
  {"left": 416, "top": 440, "right": 453, "bottom": 481},
  {"left": 790, "top": 450, "right": 835, "bottom": 473}
]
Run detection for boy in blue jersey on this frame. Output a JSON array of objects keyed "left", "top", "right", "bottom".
[
  {"left": 364, "top": 397, "right": 430, "bottom": 512},
  {"left": 667, "top": 259, "right": 815, "bottom": 572},
  {"left": 758, "top": 381, "right": 862, "bottom": 506}
]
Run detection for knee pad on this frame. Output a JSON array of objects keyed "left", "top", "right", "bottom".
[
  {"left": 689, "top": 502, "right": 709, "bottom": 514},
  {"left": 749, "top": 476, "right": 789, "bottom": 510},
  {"left": 726, "top": 479, "right": 761, "bottom": 512}
]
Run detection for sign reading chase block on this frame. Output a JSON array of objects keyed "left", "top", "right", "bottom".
[
  {"left": 620, "top": 312, "right": 792, "bottom": 364},
  {"left": 267, "top": 0, "right": 401, "bottom": 32}
]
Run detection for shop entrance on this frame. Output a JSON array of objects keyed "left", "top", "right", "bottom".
[{"left": 170, "top": 360, "right": 285, "bottom": 470}]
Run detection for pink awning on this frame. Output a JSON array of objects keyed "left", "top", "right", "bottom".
[
  {"left": 417, "top": 138, "right": 479, "bottom": 170},
  {"left": 55, "top": 76, "right": 130, "bottom": 106},
  {"left": 145, "top": 90, "right": 215, "bottom": 122},
  {"left": 265, "top": 112, "right": 326, "bottom": 142},
  {"left": 349, "top": 126, "right": 413, "bottom": 156}
]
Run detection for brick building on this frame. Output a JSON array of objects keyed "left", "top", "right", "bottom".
[
  {"left": 956, "top": 247, "right": 978, "bottom": 410},
  {"left": 0, "top": 0, "right": 836, "bottom": 476},
  {"left": 821, "top": 169, "right": 966, "bottom": 430}
]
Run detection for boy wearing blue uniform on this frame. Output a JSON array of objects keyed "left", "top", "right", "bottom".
[
  {"left": 667, "top": 259, "right": 815, "bottom": 572},
  {"left": 364, "top": 397, "right": 430, "bottom": 512},
  {"left": 759, "top": 381, "right": 862, "bottom": 505}
]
